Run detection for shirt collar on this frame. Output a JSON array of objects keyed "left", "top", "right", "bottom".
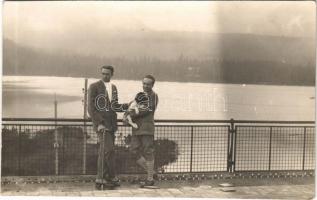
[{"left": 102, "top": 80, "right": 112, "bottom": 86}]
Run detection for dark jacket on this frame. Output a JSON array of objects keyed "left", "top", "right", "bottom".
[
  {"left": 130, "top": 91, "right": 159, "bottom": 136},
  {"left": 88, "top": 80, "right": 128, "bottom": 132}
]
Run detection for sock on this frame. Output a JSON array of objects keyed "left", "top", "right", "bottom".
[
  {"left": 136, "top": 156, "right": 147, "bottom": 171},
  {"left": 146, "top": 160, "right": 154, "bottom": 181}
]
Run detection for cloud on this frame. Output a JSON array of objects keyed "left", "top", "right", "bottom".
[
  {"left": 4, "top": 1, "right": 315, "bottom": 48},
  {"left": 214, "top": 2, "right": 315, "bottom": 37}
]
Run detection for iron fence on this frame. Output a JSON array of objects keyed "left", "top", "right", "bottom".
[
  {"left": 1, "top": 118, "right": 315, "bottom": 177},
  {"left": 234, "top": 126, "right": 315, "bottom": 171}
]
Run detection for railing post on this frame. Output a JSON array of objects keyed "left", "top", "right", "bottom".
[
  {"left": 228, "top": 118, "right": 235, "bottom": 172},
  {"left": 83, "top": 78, "right": 88, "bottom": 175},
  {"left": 302, "top": 127, "right": 307, "bottom": 170},
  {"left": 227, "top": 126, "right": 230, "bottom": 172},
  {"left": 62, "top": 131, "right": 65, "bottom": 174},
  {"left": 54, "top": 121, "right": 59, "bottom": 175},
  {"left": 53, "top": 95, "right": 60, "bottom": 175},
  {"left": 233, "top": 123, "right": 237, "bottom": 172},
  {"left": 83, "top": 126, "right": 87, "bottom": 175},
  {"left": 18, "top": 125, "right": 21, "bottom": 176},
  {"left": 190, "top": 126, "right": 194, "bottom": 173},
  {"left": 268, "top": 127, "right": 272, "bottom": 171}
]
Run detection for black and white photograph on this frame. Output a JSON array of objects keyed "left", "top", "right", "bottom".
[{"left": 1, "top": 1, "right": 315, "bottom": 198}]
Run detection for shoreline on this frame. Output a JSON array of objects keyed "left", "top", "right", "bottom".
[{"left": 2, "top": 74, "right": 315, "bottom": 88}]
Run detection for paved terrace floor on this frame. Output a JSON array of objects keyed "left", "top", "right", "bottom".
[{"left": 1, "top": 176, "right": 315, "bottom": 199}]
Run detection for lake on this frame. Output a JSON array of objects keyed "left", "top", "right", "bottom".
[{"left": 2, "top": 76, "right": 315, "bottom": 121}]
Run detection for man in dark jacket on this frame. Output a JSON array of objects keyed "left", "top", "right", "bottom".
[
  {"left": 88, "top": 65, "right": 128, "bottom": 190},
  {"left": 129, "top": 75, "right": 159, "bottom": 187}
]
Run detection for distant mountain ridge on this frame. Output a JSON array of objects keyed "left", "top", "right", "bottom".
[{"left": 3, "top": 31, "right": 315, "bottom": 85}]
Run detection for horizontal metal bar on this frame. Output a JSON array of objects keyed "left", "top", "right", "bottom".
[
  {"left": 155, "top": 125, "right": 230, "bottom": 127},
  {"left": 8, "top": 123, "right": 311, "bottom": 129},
  {"left": 233, "top": 170, "right": 315, "bottom": 173},
  {"left": 236, "top": 125, "right": 315, "bottom": 128},
  {"left": 2, "top": 118, "right": 315, "bottom": 124},
  {"left": 2, "top": 123, "right": 231, "bottom": 128},
  {"left": 2, "top": 124, "right": 92, "bottom": 127},
  {"left": 2, "top": 118, "right": 230, "bottom": 123},
  {"left": 5, "top": 123, "right": 313, "bottom": 129},
  {"left": 2, "top": 118, "right": 94, "bottom": 122},
  {"left": 232, "top": 120, "right": 315, "bottom": 124}
]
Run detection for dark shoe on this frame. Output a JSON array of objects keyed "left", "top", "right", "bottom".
[
  {"left": 109, "top": 178, "right": 120, "bottom": 187},
  {"left": 140, "top": 180, "right": 155, "bottom": 187},
  {"left": 95, "top": 183, "right": 102, "bottom": 190},
  {"left": 95, "top": 182, "right": 116, "bottom": 190}
]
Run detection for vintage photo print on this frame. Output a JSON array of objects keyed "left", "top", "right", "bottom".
[{"left": 1, "top": 1, "right": 315, "bottom": 198}]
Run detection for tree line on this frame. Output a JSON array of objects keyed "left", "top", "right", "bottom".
[{"left": 4, "top": 38, "right": 315, "bottom": 86}]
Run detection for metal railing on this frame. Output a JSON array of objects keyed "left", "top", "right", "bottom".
[{"left": 1, "top": 118, "right": 315, "bottom": 176}]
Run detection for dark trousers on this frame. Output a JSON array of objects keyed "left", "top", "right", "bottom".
[
  {"left": 96, "top": 131, "right": 116, "bottom": 183},
  {"left": 130, "top": 135, "right": 154, "bottom": 161}
]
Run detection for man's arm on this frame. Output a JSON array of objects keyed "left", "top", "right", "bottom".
[
  {"left": 111, "top": 85, "right": 129, "bottom": 112},
  {"left": 87, "top": 84, "right": 104, "bottom": 126}
]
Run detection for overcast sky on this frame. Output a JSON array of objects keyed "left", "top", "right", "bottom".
[{"left": 4, "top": 1, "right": 315, "bottom": 43}]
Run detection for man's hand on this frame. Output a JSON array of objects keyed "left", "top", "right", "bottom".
[
  {"left": 135, "top": 107, "right": 140, "bottom": 115},
  {"left": 128, "top": 109, "right": 137, "bottom": 118},
  {"left": 97, "top": 124, "right": 106, "bottom": 132}
]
